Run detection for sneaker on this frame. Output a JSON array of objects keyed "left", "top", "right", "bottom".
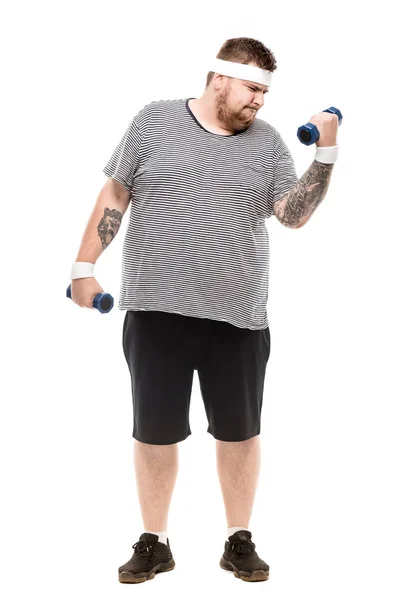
[
  {"left": 219, "top": 529, "right": 269, "bottom": 582},
  {"left": 118, "top": 532, "right": 175, "bottom": 584}
]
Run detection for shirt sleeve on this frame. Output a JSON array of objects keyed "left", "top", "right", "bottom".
[
  {"left": 102, "top": 115, "right": 142, "bottom": 192},
  {"left": 267, "top": 131, "right": 299, "bottom": 217}
]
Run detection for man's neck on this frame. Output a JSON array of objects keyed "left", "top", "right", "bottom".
[{"left": 190, "top": 96, "right": 232, "bottom": 136}]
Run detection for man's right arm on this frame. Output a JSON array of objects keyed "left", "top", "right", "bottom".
[{"left": 75, "top": 178, "right": 131, "bottom": 263}]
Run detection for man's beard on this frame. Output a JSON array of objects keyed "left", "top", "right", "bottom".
[{"left": 215, "top": 89, "right": 254, "bottom": 134}]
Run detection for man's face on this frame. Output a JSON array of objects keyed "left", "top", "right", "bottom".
[{"left": 215, "top": 67, "right": 269, "bottom": 133}]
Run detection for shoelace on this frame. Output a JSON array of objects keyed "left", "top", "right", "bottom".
[
  {"left": 132, "top": 540, "right": 155, "bottom": 559},
  {"left": 229, "top": 539, "right": 255, "bottom": 557}
]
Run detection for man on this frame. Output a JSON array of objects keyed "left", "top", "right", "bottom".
[{"left": 70, "top": 37, "right": 338, "bottom": 584}]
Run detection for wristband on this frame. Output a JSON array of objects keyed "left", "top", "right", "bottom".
[
  {"left": 71, "top": 261, "right": 95, "bottom": 280},
  {"left": 314, "top": 144, "right": 338, "bottom": 164}
]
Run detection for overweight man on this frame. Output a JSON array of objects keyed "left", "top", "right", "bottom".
[{"left": 70, "top": 37, "right": 338, "bottom": 584}]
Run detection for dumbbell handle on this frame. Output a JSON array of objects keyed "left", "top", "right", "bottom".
[
  {"left": 66, "top": 284, "right": 114, "bottom": 313},
  {"left": 297, "top": 107, "right": 343, "bottom": 146}
]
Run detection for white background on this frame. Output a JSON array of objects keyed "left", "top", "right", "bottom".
[{"left": 1, "top": 0, "right": 399, "bottom": 598}]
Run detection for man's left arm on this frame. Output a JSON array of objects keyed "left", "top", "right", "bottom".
[{"left": 273, "top": 112, "right": 339, "bottom": 229}]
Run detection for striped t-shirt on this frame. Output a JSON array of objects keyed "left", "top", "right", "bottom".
[{"left": 103, "top": 98, "right": 298, "bottom": 330}]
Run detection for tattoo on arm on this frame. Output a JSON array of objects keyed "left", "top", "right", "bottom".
[
  {"left": 280, "top": 160, "right": 334, "bottom": 227},
  {"left": 97, "top": 207, "right": 123, "bottom": 250}
]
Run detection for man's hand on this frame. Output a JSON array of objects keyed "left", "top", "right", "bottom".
[
  {"left": 308, "top": 112, "right": 339, "bottom": 147},
  {"left": 71, "top": 277, "right": 104, "bottom": 309}
]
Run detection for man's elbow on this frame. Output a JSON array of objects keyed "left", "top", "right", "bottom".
[
  {"left": 292, "top": 215, "right": 309, "bottom": 229},
  {"left": 275, "top": 213, "right": 308, "bottom": 229},
  {"left": 273, "top": 185, "right": 315, "bottom": 229},
  {"left": 273, "top": 192, "right": 307, "bottom": 229}
]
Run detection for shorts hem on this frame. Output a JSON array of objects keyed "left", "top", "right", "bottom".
[
  {"left": 207, "top": 429, "right": 260, "bottom": 442},
  {"left": 132, "top": 431, "right": 192, "bottom": 445}
]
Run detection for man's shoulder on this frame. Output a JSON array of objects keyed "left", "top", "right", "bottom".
[
  {"left": 254, "top": 116, "right": 277, "bottom": 136},
  {"left": 133, "top": 98, "right": 184, "bottom": 127},
  {"left": 141, "top": 98, "right": 185, "bottom": 112},
  {"left": 253, "top": 117, "right": 287, "bottom": 151}
]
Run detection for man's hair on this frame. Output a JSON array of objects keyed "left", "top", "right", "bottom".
[{"left": 205, "top": 37, "right": 277, "bottom": 89}]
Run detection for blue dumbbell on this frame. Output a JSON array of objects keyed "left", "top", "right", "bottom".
[
  {"left": 66, "top": 284, "right": 114, "bottom": 313},
  {"left": 297, "top": 107, "right": 343, "bottom": 146}
]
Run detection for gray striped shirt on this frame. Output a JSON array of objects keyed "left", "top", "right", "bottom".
[{"left": 103, "top": 98, "right": 298, "bottom": 330}]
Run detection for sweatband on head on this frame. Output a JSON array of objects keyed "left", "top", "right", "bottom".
[{"left": 210, "top": 58, "right": 273, "bottom": 87}]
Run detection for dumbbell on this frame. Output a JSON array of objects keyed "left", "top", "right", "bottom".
[
  {"left": 66, "top": 284, "right": 114, "bottom": 313},
  {"left": 297, "top": 107, "right": 343, "bottom": 146}
]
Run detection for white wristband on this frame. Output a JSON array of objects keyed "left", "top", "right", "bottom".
[
  {"left": 71, "top": 261, "right": 95, "bottom": 280},
  {"left": 314, "top": 144, "right": 338, "bottom": 164}
]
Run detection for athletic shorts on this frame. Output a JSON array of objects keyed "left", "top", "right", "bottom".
[{"left": 122, "top": 310, "right": 271, "bottom": 445}]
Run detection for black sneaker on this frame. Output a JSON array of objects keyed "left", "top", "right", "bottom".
[
  {"left": 118, "top": 532, "right": 175, "bottom": 584},
  {"left": 219, "top": 529, "right": 269, "bottom": 582}
]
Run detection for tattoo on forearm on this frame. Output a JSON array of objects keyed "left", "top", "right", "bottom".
[
  {"left": 97, "top": 207, "right": 123, "bottom": 250},
  {"left": 281, "top": 160, "right": 334, "bottom": 227}
]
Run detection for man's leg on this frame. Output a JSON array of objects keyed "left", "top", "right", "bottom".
[
  {"left": 215, "top": 435, "right": 261, "bottom": 528},
  {"left": 134, "top": 439, "right": 179, "bottom": 531}
]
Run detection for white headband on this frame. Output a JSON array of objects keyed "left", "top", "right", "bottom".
[{"left": 210, "top": 58, "right": 272, "bottom": 87}]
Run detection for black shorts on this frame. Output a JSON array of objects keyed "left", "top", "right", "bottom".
[{"left": 122, "top": 310, "right": 271, "bottom": 445}]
